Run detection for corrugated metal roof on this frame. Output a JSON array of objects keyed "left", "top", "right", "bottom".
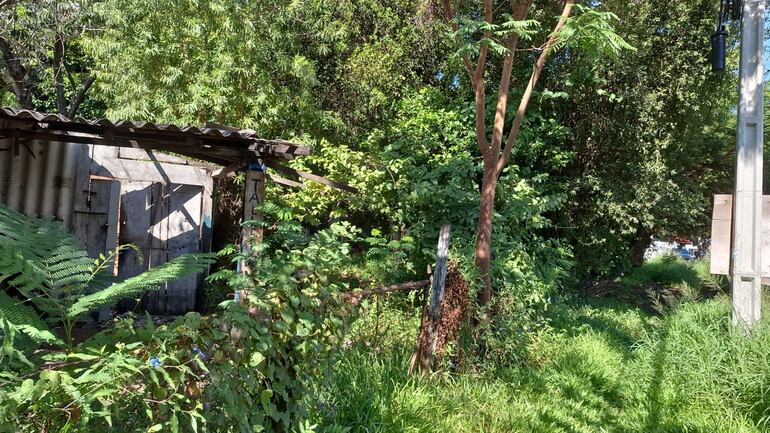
[
  {"left": 0, "top": 107, "right": 310, "bottom": 165},
  {"left": 0, "top": 106, "right": 256, "bottom": 140}
]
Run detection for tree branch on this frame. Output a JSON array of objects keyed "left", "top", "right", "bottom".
[
  {"left": 489, "top": 0, "right": 533, "bottom": 158},
  {"left": 342, "top": 280, "right": 431, "bottom": 305},
  {"left": 496, "top": 0, "right": 575, "bottom": 176},
  {"left": 53, "top": 34, "right": 67, "bottom": 115},
  {"left": 473, "top": 80, "right": 490, "bottom": 156},
  {"left": 63, "top": 55, "right": 78, "bottom": 94},
  {"left": 0, "top": 35, "right": 32, "bottom": 109},
  {"left": 51, "top": 34, "right": 95, "bottom": 118},
  {"left": 442, "top": 0, "right": 490, "bottom": 156},
  {"left": 441, "top": 0, "right": 475, "bottom": 80},
  {"left": 67, "top": 75, "right": 94, "bottom": 118},
  {"left": 474, "top": 0, "right": 493, "bottom": 82}
]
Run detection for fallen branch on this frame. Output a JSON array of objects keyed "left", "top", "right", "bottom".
[{"left": 341, "top": 280, "right": 430, "bottom": 305}]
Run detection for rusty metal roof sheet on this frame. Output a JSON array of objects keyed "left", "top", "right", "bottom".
[
  {"left": 0, "top": 107, "right": 309, "bottom": 165},
  {"left": 0, "top": 106, "right": 256, "bottom": 139}
]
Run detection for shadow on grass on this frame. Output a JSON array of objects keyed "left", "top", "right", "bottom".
[
  {"left": 547, "top": 296, "right": 652, "bottom": 360},
  {"left": 644, "top": 319, "right": 668, "bottom": 432}
]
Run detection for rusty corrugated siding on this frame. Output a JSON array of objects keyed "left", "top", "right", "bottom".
[{"left": 0, "top": 140, "right": 86, "bottom": 228}]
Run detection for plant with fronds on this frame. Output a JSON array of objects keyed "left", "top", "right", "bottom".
[
  {"left": 452, "top": 15, "right": 541, "bottom": 57},
  {"left": 554, "top": 5, "right": 636, "bottom": 57},
  {"left": 0, "top": 204, "right": 215, "bottom": 347}
]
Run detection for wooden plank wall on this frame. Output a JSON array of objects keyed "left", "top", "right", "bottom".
[
  {"left": 710, "top": 194, "right": 732, "bottom": 276},
  {"left": 711, "top": 194, "right": 770, "bottom": 282},
  {"left": 75, "top": 144, "right": 215, "bottom": 315}
]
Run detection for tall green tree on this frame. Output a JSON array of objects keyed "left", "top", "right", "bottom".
[
  {"left": 547, "top": 0, "right": 737, "bottom": 275},
  {"left": 0, "top": 0, "right": 98, "bottom": 116},
  {"left": 437, "top": 0, "right": 631, "bottom": 304},
  {"left": 84, "top": 0, "right": 444, "bottom": 139}
]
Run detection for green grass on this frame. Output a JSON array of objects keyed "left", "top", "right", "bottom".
[
  {"left": 313, "top": 260, "right": 770, "bottom": 433},
  {"left": 621, "top": 254, "right": 704, "bottom": 287}
]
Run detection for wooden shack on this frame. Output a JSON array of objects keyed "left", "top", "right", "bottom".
[{"left": 0, "top": 107, "right": 313, "bottom": 314}]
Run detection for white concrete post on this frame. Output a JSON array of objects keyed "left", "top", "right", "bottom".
[{"left": 732, "top": 0, "right": 764, "bottom": 330}]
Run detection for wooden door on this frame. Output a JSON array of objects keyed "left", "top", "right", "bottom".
[
  {"left": 119, "top": 181, "right": 205, "bottom": 314},
  {"left": 72, "top": 177, "right": 120, "bottom": 320}
]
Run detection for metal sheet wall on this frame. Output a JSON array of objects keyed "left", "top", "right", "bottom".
[
  {"left": 0, "top": 141, "right": 86, "bottom": 228},
  {"left": 0, "top": 141, "right": 214, "bottom": 314}
]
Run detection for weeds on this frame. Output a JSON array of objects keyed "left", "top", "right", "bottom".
[{"left": 316, "top": 259, "right": 768, "bottom": 433}]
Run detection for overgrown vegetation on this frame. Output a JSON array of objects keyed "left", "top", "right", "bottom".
[
  {"left": 318, "top": 258, "right": 770, "bottom": 433},
  {"left": 0, "top": 0, "right": 762, "bottom": 431},
  {"left": 0, "top": 0, "right": 738, "bottom": 278},
  {"left": 0, "top": 205, "right": 214, "bottom": 349},
  {"left": 0, "top": 210, "right": 364, "bottom": 431}
]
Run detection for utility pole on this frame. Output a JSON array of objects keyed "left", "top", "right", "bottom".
[{"left": 732, "top": 0, "right": 764, "bottom": 330}]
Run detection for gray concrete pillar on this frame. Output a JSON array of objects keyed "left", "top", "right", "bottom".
[{"left": 732, "top": 0, "right": 764, "bottom": 330}]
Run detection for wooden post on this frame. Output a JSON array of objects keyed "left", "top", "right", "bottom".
[
  {"left": 409, "top": 224, "right": 451, "bottom": 375},
  {"left": 429, "top": 225, "right": 452, "bottom": 321},
  {"left": 236, "top": 160, "right": 265, "bottom": 301}
]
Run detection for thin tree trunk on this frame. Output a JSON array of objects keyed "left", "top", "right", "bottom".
[
  {"left": 67, "top": 75, "right": 95, "bottom": 118},
  {"left": 629, "top": 227, "right": 652, "bottom": 267},
  {"left": 497, "top": 0, "right": 575, "bottom": 175},
  {"left": 475, "top": 163, "right": 498, "bottom": 306},
  {"left": 443, "top": 0, "right": 575, "bottom": 308},
  {"left": 0, "top": 36, "right": 31, "bottom": 109},
  {"left": 53, "top": 35, "right": 67, "bottom": 115}
]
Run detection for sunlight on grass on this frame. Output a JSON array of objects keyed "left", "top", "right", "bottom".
[{"left": 317, "top": 287, "right": 770, "bottom": 432}]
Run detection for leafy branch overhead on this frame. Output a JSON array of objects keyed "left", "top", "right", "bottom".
[
  {"left": 0, "top": 0, "right": 97, "bottom": 115},
  {"left": 452, "top": 16, "right": 541, "bottom": 57},
  {"left": 555, "top": 5, "right": 636, "bottom": 57}
]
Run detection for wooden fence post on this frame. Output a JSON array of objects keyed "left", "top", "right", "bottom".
[
  {"left": 236, "top": 160, "right": 265, "bottom": 302},
  {"left": 429, "top": 224, "right": 451, "bottom": 320},
  {"left": 409, "top": 224, "right": 451, "bottom": 375}
]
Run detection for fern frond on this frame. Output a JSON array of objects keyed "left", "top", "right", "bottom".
[
  {"left": 0, "top": 292, "right": 62, "bottom": 346},
  {"left": 0, "top": 205, "right": 93, "bottom": 316},
  {"left": 87, "top": 244, "right": 143, "bottom": 291},
  {"left": 554, "top": 4, "right": 635, "bottom": 58},
  {"left": 68, "top": 253, "right": 216, "bottom": 318}
]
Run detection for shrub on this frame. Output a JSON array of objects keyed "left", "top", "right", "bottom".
[{"left": 0, "top": 216, "right": 360, "bottom": 432}]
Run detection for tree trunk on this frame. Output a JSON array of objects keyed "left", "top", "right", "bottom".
[
  {"left": 53, "top": 35, "right": 67, "bottom": 115},
  {"left": 0, "top": 36, "right": 32, "bottom": 109},
  {"left": 475, "top": 163, "right": 498, "bottom": 306},
  {"left": 442, "top": 0, "right": 575, "bottom": 309},
  {"left": 629, "top": 228, "right": 652, "bottom": 267}
]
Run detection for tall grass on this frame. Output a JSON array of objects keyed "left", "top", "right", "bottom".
[
  {"left": 313, "top": 259, "right": 770, "bottom": 432},
  {"left": 620, "top": 254, "right": 705, "bottom": 288}
]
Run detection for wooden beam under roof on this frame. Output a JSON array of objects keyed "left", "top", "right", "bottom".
[
  {"left": 0, "top": 129, "right": 239, "bottom": 166},
  {"left": 265, "top": 160, "right": 358, "bottom": 193}
]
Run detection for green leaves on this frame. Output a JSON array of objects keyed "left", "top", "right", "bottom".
[
  {"left": 452, "top": 16, "right": 540, "bottom": 58},
  {"left": 555, "top": 5, "right": 635, "bottom": 58},
  {"left": 68, "top": 253, "right": 216, "bottom": 318},
  {"left": 0, "top": 292, "right": 62, "bottom": 348},
  {"left": 0, "top": 205, "right": 92, "bottom": 323},
  {"left": 0, "top": 205, "right": 215, "bottom": 348}
]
